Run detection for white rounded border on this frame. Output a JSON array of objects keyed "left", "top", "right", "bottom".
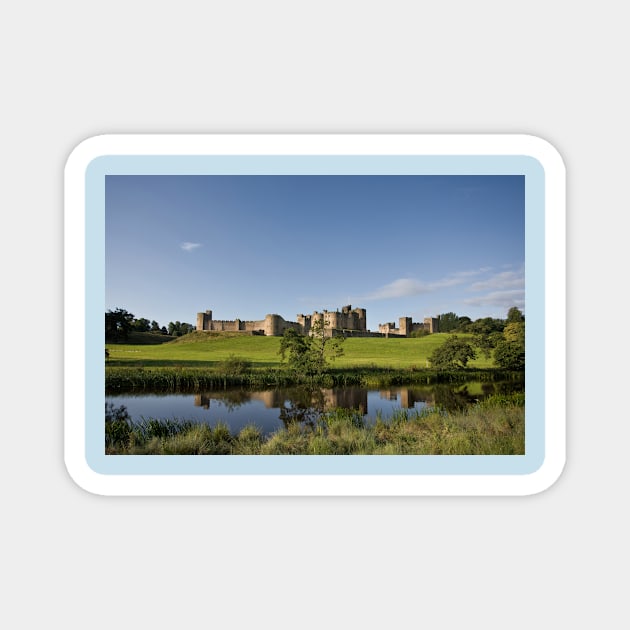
[{"left": 64, "top": 134, "right": 565, "bottom": 496}]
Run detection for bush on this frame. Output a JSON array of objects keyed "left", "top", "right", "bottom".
[
  {"left": 218, "top": 354, "right": 253, "bottom": 375},
  {"left": 429, "top": 335, "right": 476, "bottom": 369}
]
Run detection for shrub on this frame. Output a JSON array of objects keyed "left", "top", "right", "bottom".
[{"left": 218, "top": 355, "right": 253, "bottom": 375}]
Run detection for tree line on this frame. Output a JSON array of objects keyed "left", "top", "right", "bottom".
[
  {"left": 427, "top": 307, "right": 525, "bottom": 371},
  {"left": 105, "top": 308, "right": 194, "bottom": 342}
]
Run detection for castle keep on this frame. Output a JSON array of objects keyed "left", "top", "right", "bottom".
[{"left": 196, "top": 305, "right": 438, "bottom": 337}]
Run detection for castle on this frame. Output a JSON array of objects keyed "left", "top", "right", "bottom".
[{"left": 196, "top": 305, "right": 438, "bottom": 337}]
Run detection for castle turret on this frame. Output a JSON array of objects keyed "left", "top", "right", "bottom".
[{"left": 197, "top": 310, "right": 212, "bottom": 331}]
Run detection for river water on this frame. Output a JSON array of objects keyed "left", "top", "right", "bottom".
[{"left": 106, "top": 381, "right": 522, "bottom": 437}]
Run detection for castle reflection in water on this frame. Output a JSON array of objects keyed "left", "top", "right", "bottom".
[{"left": 193, "top": 387, "right": 435, "bottom": 416}]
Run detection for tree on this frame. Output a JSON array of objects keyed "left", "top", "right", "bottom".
[
  {"left": 437, "top": 312, "right": 460, "bottom": 333},
  {"left": 150, "top": 320, "right": 161, "bottom": 332},
  {"left": 279, "top": 328, "right": 313, "bottom": 375},
  {"left": 494, "top": 321, "right": 525, "bottom": 370},
  {"left": 279, "top": 318, "right": 344, "bottom": 378},
  {"left": 105, "top": 308, "right": 134, "bottom": 342},
  {"left": 132, "top": 317, "right": 150, "bottom": 332},
  {"left": 506, "top": 307, "right": 525, "bottom": 324},
  {"left": 429, "top": 335, "right": 476, "bottom": 369},
  {"left": 168, "top": 321, "right": 195, "bottom": 337}
]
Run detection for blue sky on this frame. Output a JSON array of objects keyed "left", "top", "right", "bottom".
[{"left": 105, "top": 174, "right": 524, "bottom": 331}]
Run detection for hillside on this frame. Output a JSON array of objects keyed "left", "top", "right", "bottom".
[{"left": 105, "top": 332, "right": 495, "bottom": 369}]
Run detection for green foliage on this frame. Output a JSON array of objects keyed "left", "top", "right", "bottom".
[
  {"left": 437, "top": 312, "right": 460, "bottom": 333},
  {"left": 168, "top": 321, "right": 195, "bottom": 337},
  {"left": 409, "top": 328, "right": 431, "bottom": 338},
  {"left": 465, "top": 317, "right": 505, "bottom": 336},
  {"left": 473, "top": 330, "right": 503, "bottom": 358},
  {"left": 105, "top": 308, "right": 135, "bottom": 342},
  {"left": 217, "top": 354, "right": 253, "bottom": 375},
  {"left": 494, "top": 339, "right": 525, "bottom": 370},
  {"left": 506, "top": 307, "right": 525, "bottom": 323},
  {"left": 105, "top": 402, "right": 132, "bottom": 448},
  {"left": 429, "top": 335, "right": 477, "bottom": 369},
  {"left": 278, "top": 318, "right": 345, "bottom": 378},
  {"left": 493, "top": 319, "right": 525, "bottom": 370},
  {"left": 132, "top": 317, "right": 151, "bottom": 332}
]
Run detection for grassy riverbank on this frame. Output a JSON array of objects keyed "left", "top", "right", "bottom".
[
  {"left": 106, "top": 364, "right": 522, "bottom": 392},
  {"left": 106, "top": 393, "right": 524, "bottom": 455}
]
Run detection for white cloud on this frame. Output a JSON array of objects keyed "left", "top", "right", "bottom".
[
  {"left": 361, "top": 268, "right": 491, "bottom": 301},
  {"left": 362, "top": 278, "right": 430, "bottom": 300},
  {"left": 180, "top": 242, "right": 202, "bottom": 252},
  {"left": 464, "top": 289, "right": 525, "bottom": 310},
  {"left": 469, "top": 269, "right": 524, "bottom": 292}
]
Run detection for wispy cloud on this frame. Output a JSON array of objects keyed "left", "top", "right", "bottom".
[
  {"left": 464, "top": 290, "right": 525, "bottom": 310},
  {"left": 180, "top": 242, "right": 202, "bottom": 252},
  {"left": 469, "top": 269, "right": 524, "bottom": 292},
  {"left": 360, "top": 268, "right": 491, "bottom": 301},
  {"left": 363, "top": 278, "right": 431, "bottom": 300}
]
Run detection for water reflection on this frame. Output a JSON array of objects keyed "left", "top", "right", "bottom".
[{"left": 108, "top": 381, "right": 523, "bottom": 438}]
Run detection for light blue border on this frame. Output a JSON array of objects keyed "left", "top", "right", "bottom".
[{"left": 88, "top": 155, "right": 544, "bottom": 475}]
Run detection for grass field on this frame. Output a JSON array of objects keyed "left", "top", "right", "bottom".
[{"left": 105, "top": 331, "right": 496, "bottom": 370}]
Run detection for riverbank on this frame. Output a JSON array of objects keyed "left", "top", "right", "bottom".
[
  {"left": 105, "top": 365, "right": 524, "bottom": 392},
  {"left": 106, "top": 393, "right": 524, "bottom": 455}
]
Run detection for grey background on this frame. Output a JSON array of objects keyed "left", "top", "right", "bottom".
[{"left": 2, "top": 1, "right": 625, "bottom": 628}]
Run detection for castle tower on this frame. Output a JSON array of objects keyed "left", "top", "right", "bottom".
[
  {"left": 196, "top": 310, "right": 212, "bottom": 331},
  {"left": 399, "top": 317, "right": 412, "bottom": 337}
]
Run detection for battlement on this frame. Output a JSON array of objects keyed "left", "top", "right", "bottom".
[
  {"left": 197, "top": 305, "right": 367, "bottom": 337},
  {"left": 197, "top": 306, "right": 439, "bottom": 337}
]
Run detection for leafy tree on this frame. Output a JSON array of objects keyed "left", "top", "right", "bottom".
[
  {"left": 474, "top": 330, "right": 504, "bottom": 359},
  {"left": 456, "top": 316, "right": 472, "bottom": 331},
  {"left": 506, "top": 307, "right": 525, "bottom": 323},
  {"left": 168, "top": 321, "right": 195, "bottom": 337},
  {"left": 105, "top": 308, "right": 134, "bottom": 342},
  {"left": 279, "top": 318, "right": 344, "bottom": 378},
  {"left": 279, "top": 328, "right": 312, "bottom": 374},
  {"left": 466, "top": 317, "right": 505, "bottom": 336},
  {"left": 308, "top": 317, "right": 345, "bottom": 373},
  {"left": 132, "top": 317, "right": 151, "bottom": 332},
  {"left": 494, "top": 320, "right": 525, "bottom": 370},
  {"left": 437, "top": 312, "right": 460, "bottom": 333},
  {"left": 150, "top": 320, "right": 161, "bottom": 332},
  {"left": 503, "top": 321, "right": 525, "bottom": 345},
  {"left": 429, "top": 335, "right": 476, "bottom": 369},
  {"left": 494, "top": 339, "right": 525, "bottom": 370}
]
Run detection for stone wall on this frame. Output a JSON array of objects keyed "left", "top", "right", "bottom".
[{"left": 196, "top": 305, "right": 438, "bottom": 337}]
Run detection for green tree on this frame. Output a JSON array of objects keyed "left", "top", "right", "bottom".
[
  {"left": 493, "top": 320, "right": 525, "bottom": 370},
  {"left": 279, "top": 318, "right": 344, "bottom": 378},
  {"left": 437, "top": 312, "right": 460, "bottom": 333},
  {"left": 132, "top": 317, "right": 151, "bottom": 332},
  {"left": 105, "top": 308, "right": 134, "bottom": 342},
  {"left": 279, "top": 328, "right": 312, "bottom": 374},
  {"left": 506, "top": 306, "right": 525, "bottom": 323},
  {"left": 429, "top": 335, "right": 476, "bottom": 369},
  {"left": 474, "top": 330, "right": 504, "bottom": 358},
  {"left": 168, "top": 321, "right": 195, "bottom": 337}
]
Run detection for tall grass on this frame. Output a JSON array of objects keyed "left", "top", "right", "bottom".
[
  {"left": 106, "top": 364, "right": 522, "bottom": 393},
  {"left": 105, "top": 393, "right": 524, "bottom": 455}
]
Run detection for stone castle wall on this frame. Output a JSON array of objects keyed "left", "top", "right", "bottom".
[{"left": 197, "top": 306, "right": 438, "bottom": 337}]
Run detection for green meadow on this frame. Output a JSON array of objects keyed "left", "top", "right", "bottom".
[{"left": 105, "top": 331, "right": 495, "bottom": 370}]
